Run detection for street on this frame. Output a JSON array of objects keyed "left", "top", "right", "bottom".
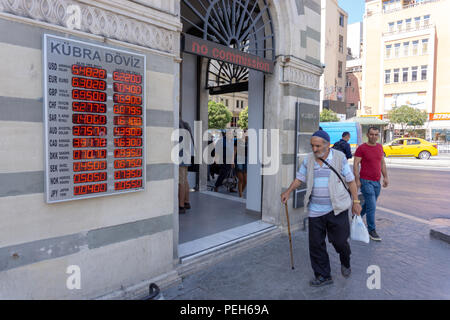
[{"left": 378, "top": 167, "right": 450, "bottom": 223}]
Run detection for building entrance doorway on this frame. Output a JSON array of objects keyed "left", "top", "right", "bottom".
[{"left": 178, "top": 0, "right": 276, "bottom": 260}]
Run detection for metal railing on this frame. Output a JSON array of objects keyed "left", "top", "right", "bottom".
[
  {"left": 383, "top": 0, "right": 442, "bottom": 14},
  {"left": 437, "top": 142, "right": 450, "bottom": 154},
  {"left": 383, "top": 23, "right": 434, "bottom": 36}
]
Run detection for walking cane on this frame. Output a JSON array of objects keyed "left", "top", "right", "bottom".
[{"left": 284, "top": 202, "right": 295, "bottom": 270}]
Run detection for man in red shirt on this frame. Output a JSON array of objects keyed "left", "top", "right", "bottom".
[{"left": 353, "top": 127, "right": 389, "bottom": 241}]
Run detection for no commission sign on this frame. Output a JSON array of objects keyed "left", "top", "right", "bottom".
[{"left": 182, "top": 34, "right": 274, "bottom": 74}]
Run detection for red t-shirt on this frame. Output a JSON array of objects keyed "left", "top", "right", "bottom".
[{"left": 354, "top": 143, "right": 384, "bottom": 181}]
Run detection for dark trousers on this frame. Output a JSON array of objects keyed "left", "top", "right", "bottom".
[
  {"left": 214, "top": 164, "right": 231, "bottom": 188},
  {"left": 308, "top": 210, "right": 351, "bottom": 278}
]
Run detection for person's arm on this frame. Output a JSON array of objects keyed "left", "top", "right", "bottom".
[
  {"left": 381, "top": 155, "right": 389, "bottom": 188},
  {"left": 341, "top": 157, "right": 361, "bottom": 215},
  {"left": 281, "top": 179, "right": 303, "bottom": 204},
  {"left": 281, "top": 158, "right": 307, "bottom": 203},
  {"left": 353, "top": 156, "right": 362, "bottom": 189},
  {"left": 346, "top": 143, "right": 353, "bottom": 159}
]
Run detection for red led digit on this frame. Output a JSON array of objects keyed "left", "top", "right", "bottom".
[
  {"left": 73, "top": 102, "right": 106, "bottom": 113},
  {"left": 114, "top": 179, "right": 143, "bottom": 190},
  {"left": 114, "top": 159, "right": 142, "bottom": 169},
  {"left": 72, "top": 77, "right": 107, "bottom": 90},
  {"left": 114, "top": 169, "right": 143, "bottom": 180},
  {"left": 73, "top": 126, "right": 107, "bottom": 136},
  {"left": 72, "top": 65, "right": 106, "bottom": 79},
  {"left": 113, "top": 127, "right": 143, "bottom": 137},
  {"left": 113, "top": 94, "right": 142, "bottom": 105},
  {"left": 114, "top": 138, "right": 142, "bottom": 147},
  {"left": 72, "top": 114, "right": 107, "bottom": 125},
  {"left": 73, "top": 138, "right": 107, "bottom": 148},
  {"left": 72, "top": 89, "right": 107, "bottom": 102},
  {"left": 74, "top": 172, "right": 107, "bottom": 184},
  {"left": 73, "top": 149, "right": 107, "bottom": 160},
  {"left": 113, "top": 71, "right": 142, "bottom": 84},
  {"left": 114, "top": 148, "right": 143, "bottom": 158},
  {"left": 74, "top": 183, "right": 107, "bottom": 195},
  {"left": 113, "top": 82, "right": 142, "bottom": 94},
  {"left": 73, "top": 161, "right": 107, "bottom": 172},
  {"left": 113, "top": 116, "right": 142, "bottom": 126},
  {"left": 113, "top": 105, "right": 142, "bottom": 115}
]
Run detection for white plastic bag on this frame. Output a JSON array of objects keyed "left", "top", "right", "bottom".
[{"left": 350, "top": 215, "right": 370, "bottom": 243}]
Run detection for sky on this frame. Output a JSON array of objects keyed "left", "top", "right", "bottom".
[{"left": 338, "top": 0, "right": 365, "bottom": 24}]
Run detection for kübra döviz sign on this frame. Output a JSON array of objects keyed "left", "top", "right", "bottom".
[
  {"left": 182, "top": 34, "right": 274, "bottom": 74},
  {"left": 429, "top": 113, "right": 450, "bottom": 121},
  {"left": 43, "top": 34, "right": 146, "bottom": 203}
]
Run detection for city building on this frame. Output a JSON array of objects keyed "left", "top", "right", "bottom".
[
  {"left": 210, "top": 92, "right": 248, "bottom": 128},
  {"left": 363, "top": 0, "right": 450, "bottom": 141},
  {"left": 346, "top": 22, "right": 364, "bottom": 118},
  {"left": 0, "top": 0, "right": 323, "bottom": 299},
  {"left": 320, "top": 0, "right": 349, "bottom": 120}
]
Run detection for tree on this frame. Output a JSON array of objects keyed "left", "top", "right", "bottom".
[
  {"left": 238, "top": 106, "right": 248, "bottom": 130},
  {"left": 208, "top": 100, "right": 232, "bottom": 129},
  {"left": 387, "top": 105, "right": 428, "bottom": 132},
  {"left": 320, "top": 109, "right": 340, "bottom": 122}
]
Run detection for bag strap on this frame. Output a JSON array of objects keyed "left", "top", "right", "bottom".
[{"left": 319, "top": 157, "right": 352, "bottom": 197}]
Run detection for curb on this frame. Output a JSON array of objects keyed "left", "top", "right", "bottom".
[{"left": 430, "top": 226, "right": 450, "bottom": 244}]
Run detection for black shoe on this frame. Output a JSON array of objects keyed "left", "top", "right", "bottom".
[
  {"left": 341, "top": 265, "right": 351, "bottom": 278},
  {"left": 309, "top": 276, "right": 333, "bottom": 287},
  {"left": 369, "top": 230, "right": 382, "bottom": 241},
  {"left": 179, "top": 207, "right": 186, "bottom": 214},
  {"left": 184, "top": 202, "right": 191, "bottom": 209}
]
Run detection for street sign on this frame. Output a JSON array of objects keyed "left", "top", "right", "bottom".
[{"left": 43, "top": 34, "right": 146, "bottom": 203}]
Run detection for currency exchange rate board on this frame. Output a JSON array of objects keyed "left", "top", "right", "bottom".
[{"left": 43, "top": 34, "right": 146, "bottom": 203}]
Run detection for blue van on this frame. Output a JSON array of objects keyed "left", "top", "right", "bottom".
[{"left": 319, "top": 122, "right": 363, "bottom": 153}]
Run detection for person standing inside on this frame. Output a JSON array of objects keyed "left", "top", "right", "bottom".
[
  {"left": 333, "top": 132, "right": 352, "bottom": 159},
  {"left": 178, "top": 119, "right": 194, "bottom": 214},
  {"left": 281, "top": 130, "right": 362, "bottom": 287},
  {"left": 353, "top": 127, "right": 389, "bottom": 241}
]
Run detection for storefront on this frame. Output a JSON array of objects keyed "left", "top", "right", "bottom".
[{"left": 0, "top": 0, "right": 322, "bottom": 299}]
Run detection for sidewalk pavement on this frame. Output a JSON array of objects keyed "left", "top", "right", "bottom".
[{"left": 163, "top": 209, "right": 450, "bottom": 300}]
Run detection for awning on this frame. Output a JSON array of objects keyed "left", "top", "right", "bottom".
[{"left": 344, "top": 117, "right": 389, "bottom": 126}]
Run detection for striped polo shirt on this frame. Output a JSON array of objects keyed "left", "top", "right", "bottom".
[{"left": 296, "top": 149, "right": 355, "bottom": 218}]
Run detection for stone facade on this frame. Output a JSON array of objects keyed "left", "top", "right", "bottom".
[{"left": 0, "top": 0, "right": 322, "bottom": 299}]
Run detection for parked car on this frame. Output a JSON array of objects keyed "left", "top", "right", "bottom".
[{"left": 383, "top": 138, "right": 438, "bottom": 159}]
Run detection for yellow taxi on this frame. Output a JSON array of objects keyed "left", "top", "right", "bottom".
[{"left": 383, "top": 138, "right": 439, "bottom": 159}]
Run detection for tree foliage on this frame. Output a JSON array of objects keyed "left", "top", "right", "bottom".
[
  {"left": 238, "top": 106, "right": 248, "bottom": 130},
  {"left": 387, "top": 105, "right": 428, "bottom": 130},
  {"left": 208, "top": 100, "right": 232, "bottom": 129},
  {"left": 320, "top": 109, "right": 340, "bottom": 122}
]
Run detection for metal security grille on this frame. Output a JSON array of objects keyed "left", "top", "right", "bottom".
[{"left": 181, "top": 0, "right": 275, "bottom": 92}]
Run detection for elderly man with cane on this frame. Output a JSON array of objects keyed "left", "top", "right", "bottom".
[{"left": 281, "top": 130, "right": 362, "bottom": 287}]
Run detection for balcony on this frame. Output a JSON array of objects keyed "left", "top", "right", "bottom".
[
  {"left": 382, "top": 23, "right": 434, "bottom": 37},
  {"left": 383, "top": 0, "right": 442, "bottom": 14}
]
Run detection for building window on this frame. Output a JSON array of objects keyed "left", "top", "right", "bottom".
[
  {"left": 421, "top": 65, "right": 428, "bottom": 80},
  {"left": 339, "top": 35, "right": 344, "bottom": 53},
  {"left": 394, "top": 69, "right": 400, "bottom": 83},
  {"left": 403, "top": 68, "right": 409, "bottom": 82},
  {"left": 236, "top": 100, "right": 240, "bottom": 109},
  {"left": 339, "top": 14, "right": 345, "bottom": 27},
  {"left": 424, "top": 15, "right": 430, "bottom": 26},
  {"left": 412, "top": 66, "right": 418, "bottom": 81},
  {"left": 397, "top": 20, "right": 403, "bottom": 32},
  {"left": 338, "top": 61, "right": 343, "bottom": 78},
  {"left": 422, "top": 39, "right": 429, "bottom": 54},
  {"left": 415, "top": 17, "right": 421, "bottom": 29},
  {"left": 388, "top": 22, "right": 395, "bottom": 32},
  {"left": 412, "top": 40, "right": 419, "bottom": 55},
  {"left": 225, "top": 99, "right": 229, "bottom": 107},
  {"left": 406, "top": 18, "right": 412, "bottom": 30},
  {"left": 403, "top": 42, "right": 409, "bottom": 56},
  {"left": 385, "top": 70, "right": 391, "bottom": 84},
  {"left": 394, "top": 43, "right": 400, "bottom": 57},
  {"left": 386, "top": 44, "right": 392, "bottom": 58},
  {"left": 346, "top": 77, "right": 351, "bottom": 87}
]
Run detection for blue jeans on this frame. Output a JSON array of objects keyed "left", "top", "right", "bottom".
[{"left": 360, "top": 178, "right": 381, "bottom": 232}]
